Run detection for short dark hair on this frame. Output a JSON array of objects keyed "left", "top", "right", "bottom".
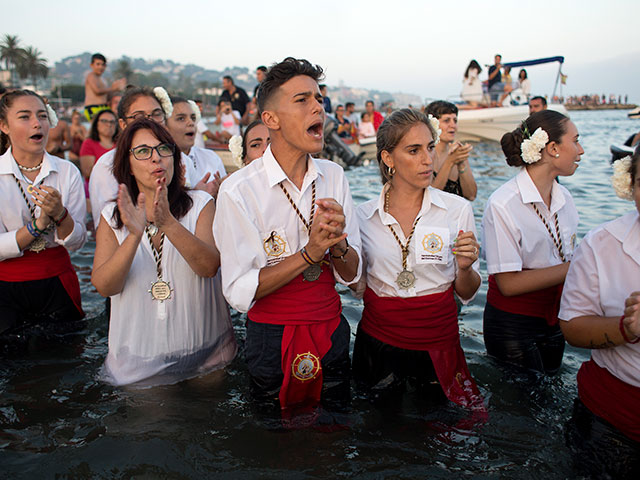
[
  {"left": 117, "top": 85, "right": 162, "bottom": 120},
  {"left": 223, "top": 75, "right": 233, "bottom": 84},
  {"left": 256, "top": 66, "right": 267, "bottom": 72},
  {"left": 530, "top": 96, "right": 547, "bottom": 106},
  {"left": 256, "top": 57, "right": 324, "bottom": 114},
  {"left": 111, "top": 119, "right": 191, "bottom": 229},
  {"left": 91, "top": 53, "right": 106, "bottom": 64},
  {"left": 88, "top": 109, "right": 119, "bottom": 142},
  {"left": 345, "top": 102, "right": 354, "bottom": 109},
  {"left": 365, "top": 100, "right": 374, "bottom": 106},
  {"left": 425, "top": 100, "right": 458, "bottom": 118}
]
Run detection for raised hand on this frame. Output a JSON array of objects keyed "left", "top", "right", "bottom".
[
  {"left": 305, "top": 198, "right": 348, "bottom": 262},
  {"left": 32, "top": 185, "right": 64, "bottom": 222},
  {"left": 194, "top": 171, "right": 223, "bottom": 198},
  {"left": 149, "top": 177, "right": 174, "bottom": 228},
  {"left": 117, "top": 184, "right": 146, "bottom": 237}
]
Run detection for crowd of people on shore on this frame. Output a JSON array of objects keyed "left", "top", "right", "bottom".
[{"left": 1, "top": 55, "right": 639, "bottom": 477}]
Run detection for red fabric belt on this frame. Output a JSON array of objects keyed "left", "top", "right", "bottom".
[
  {"left": 361, "top": 286, "right": 483, "bottom": 409},
  {"left": 578, "top": 359, "right": 640, "bottom": 442},
  {"left": 487, "top": 274, "right": 563, "bottom": 326},
  {"left": 0, "top": 246, "right": 83, "bottom": 315},
  {"left": 249, "top": 261, "right": 341, "bottom": 410}
]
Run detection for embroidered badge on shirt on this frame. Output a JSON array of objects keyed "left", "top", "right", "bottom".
[
  {"left": 291, "top": 352, "right": 321, "bottom": 382},
  {"left": 263, "top": 229, "right": 289, "bottom": 266},
  {"left": 416, "top": 226, "right": 450, "bottom": 264}
]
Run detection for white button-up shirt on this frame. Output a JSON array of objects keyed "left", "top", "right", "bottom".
[
  {"left": 0, "top": 149, "right": 87, "bottom": 261},
  {"left": 187, "top": 146, "right": 226, "bottom": 184},
  {"left": 357, "top": 184, "right": 480, "bottom": 301},
  {"left": 88, "top": 149, "right": 198, "bottom": 227},
  {"left": 482, "top": 167, "right": 579, "bottom": 274},
  {"left": 213, "top": 145, "right": 362, "bottom": 313},
  {"left": 559, "top": 211, "right": 640, "bottom": 388}
]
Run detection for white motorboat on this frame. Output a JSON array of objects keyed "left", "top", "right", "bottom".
[
  {"left": 629, "top": 106, "right": 640, "bottom": 119},
  {"left": 456, "top": 56, "right": 568, "bottom": 142},
  {"left": 457, "top": 103, "right": 569, "bottom": 143}
]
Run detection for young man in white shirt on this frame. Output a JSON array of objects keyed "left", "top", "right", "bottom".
[{"left": 214, "top": 57, "right": 361, "bottom": 414}]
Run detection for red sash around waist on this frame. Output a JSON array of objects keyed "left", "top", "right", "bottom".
[
  {"left": 487, "top": 274, "right": 563, "bottom": 326},
  {"left": 578, "top": 359, "right": 640, "bottom": 442},
  {"left": 0, "top": 246, "right": 83, "bottom": 315},
  {"left": 361, "top": 286, "right": 483, "bottom": 410},
  {"left": 249, "top": 262, "right": 341, "bottom": 410}
]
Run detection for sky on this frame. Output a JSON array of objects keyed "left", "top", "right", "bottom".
[{"left": 3, "top": 0, "right": 640, "bottom": 101}]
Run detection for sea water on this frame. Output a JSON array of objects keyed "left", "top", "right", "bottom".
[{"left": 1, "top": 110, "right": 637, "bottom": 479}]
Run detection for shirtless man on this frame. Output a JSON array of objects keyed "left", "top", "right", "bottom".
[
  {"left": 83, "top": 53, "right": 125, "bottom": 121},
  {"left": 46, "top": 116, "right": 71, "bottom": 159}
]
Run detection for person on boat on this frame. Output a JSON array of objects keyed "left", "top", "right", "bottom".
[
  {"left": 481, "top": 110, "right": 582, "bottom": 374},
  {"left": 334, "top": 105, "right": 354, "bottom": 140},
  {"left": 91, "top": 118, "right": 236, "bottom": 386},
  {"left": 320, "top": 84, "right": 332, "bottom": 114},
  {"left": 498, "top": 66, "right": 515, "bottom": 106},
  {"left": 80, "top": 109, "right": 119, "bottom": 199},
  {"left": 213, "top": 57, "right": 362, "bottom": 413},
  {"left": 487, "top": 54, "right": 504, "bottom": 107},
  {"left": 425, "top": 101, "right": 477, "bottom": 201},
  {"left": 352, "top": 108, "right": 483, "bottom": 409},
  {"left": 166, "top": 97, "right": 225, "bottom": 199},
  {"left": 528, "top": 96, "right": 547, "bottom": 114},
  {"left": 83, "top": 53, "right": 126, "bottom": 122},
  {"left": 345, "top": 102, "right": 360, "bottom": 129},
  {"left": 88, "top": 85, "right": 213, "bottom": 228},
  {"left": 220, "top": 75, "right": 250, "bottom": 120},
  {"left": 213, "top": 99, "right": 241, "bottom": 142},
  {"left": 557, "top": 147, "right": 640, "bottom": 477},
  {"left": 68, "top": 110, "right": 87, "bottom": 165},
  {"left": 365, "top": 100, "right": 384, "bottom": 131},
  {"left": 0, "top": 90, "right": 87, "bottom": 342},
  {"left": 358, "top": 112, "right": 376, "bottom": 141},
  {"left": 518, "top": 69, "right": 531, "bottom": 101},
  {"left": 461, "top": 60, "right": 483, "bottom": 107}
]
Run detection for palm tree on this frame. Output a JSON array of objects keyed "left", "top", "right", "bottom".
[
  {"left": 0, "top": 34, "right": 25, "bottom": 85},
  {"left": 16, "top": 46, "right": 48, "bottom": 88}
]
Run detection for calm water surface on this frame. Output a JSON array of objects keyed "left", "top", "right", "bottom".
[{"left": 1, "top": 110, "right": 637, "bottom": 479}]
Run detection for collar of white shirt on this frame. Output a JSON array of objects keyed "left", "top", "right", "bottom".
[
  {"left": 605, "top": 210, "right": 640, "bottom": 265},
  {"left": 262, "top": 144, "right": 324, "bottom": 190},
  {"left": 362, "top": 183, "right": 448, "bottom": 224},
  {"left": 0, "top": 148, "right": 60, "bottom": 180},
  {"left": 515, "top": 167, "right": 566, "bottom": 214}
]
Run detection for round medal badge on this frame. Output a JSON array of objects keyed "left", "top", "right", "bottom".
[{"left": 291, "top": 352, "right": 321, "bottom": 382}]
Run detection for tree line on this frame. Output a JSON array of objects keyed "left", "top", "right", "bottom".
[{"left": 0, "top": 35, "right": 48, "bottom": 89}]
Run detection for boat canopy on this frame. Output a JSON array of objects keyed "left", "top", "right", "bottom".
[{"left": 503, "top": 56, "right": 564, "bottom": 68}]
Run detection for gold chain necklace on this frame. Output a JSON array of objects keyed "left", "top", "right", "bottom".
[{"left": 384, "top": 187, "right": 421, "bottom": 290}]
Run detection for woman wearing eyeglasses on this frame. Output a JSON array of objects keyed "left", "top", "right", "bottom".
[
  {"left": 87, "top": 86, "right": 203, "bottom": 227},
  {"left": 79, "top": 109, "right": 119, "bottom": 197},
  {"left": 91, "top": 119, "right": 236, "bottom": 386}
]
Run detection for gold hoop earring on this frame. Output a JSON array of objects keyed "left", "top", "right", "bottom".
[{"left": 388, "top": 166, "right": 395, "bottom": 177}]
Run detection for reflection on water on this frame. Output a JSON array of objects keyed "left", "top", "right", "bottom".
[{"left": 1, "top": 111, "right": 637, "bottom": 478}]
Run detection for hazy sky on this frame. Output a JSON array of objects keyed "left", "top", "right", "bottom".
[{"left": 3, "top": 0, "right": 639, "bottom": 101}]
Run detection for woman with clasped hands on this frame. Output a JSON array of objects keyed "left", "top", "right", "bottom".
[
  {"left": 91, "top": 118, "right": 236, "bottom": 386},
  {"left": 352, "top": 108, "right": 483, "bottom": 410}
]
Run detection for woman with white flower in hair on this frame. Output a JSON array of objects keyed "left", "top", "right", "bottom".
[
  {"left": 481, "top": 110, "right": 583, "bottom": 374},
  {"left": 352, "top": 108, "right": 483, "bottom": 409},
  {"left": 228, "top": 120, "right": 270, "bottom": 167},
  {"left": 166, "top": 97, "right": 226, "bottom": 198},
  {"left": 0, "top": 90, "right": 87, "bottom": 343},
  {"left": 558, "top": 146, "right": 640, "bottom": 477}
]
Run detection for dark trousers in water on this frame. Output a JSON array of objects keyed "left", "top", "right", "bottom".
[
  {"left": 0, "top": 277, "right": 84, "bottom": 336},
  {"left": 244, "top": 315, "right": 351, "bottom": 409},
  {"left": 483, "top": 302, "right": 565, "bottom": 374},
  {"left": 566, "top": 398, "right": 640, "bottom": 479},
  {"left": 352, "top": 325, "right": 447, "bottom": 405}
]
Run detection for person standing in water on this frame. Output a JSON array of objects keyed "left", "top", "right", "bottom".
[{"left": 214, "top": 57, "right": 361, "bottom": 414}]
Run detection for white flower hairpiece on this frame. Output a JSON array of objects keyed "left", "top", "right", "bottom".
[
  {"left": 521, "top": 127, "right": 549, "bottom": 164},
  {"left": 229, "top": 135, "right": 243, "bottom": 165},
  {"left": 427, "top": 114, "right": 441, "bottom": 145},
  {"left": 611, "top": 156, "right": 633, "bottom": 200},
  {"left": 153, "top": 87, "right": 173, "bottom": 118},
  {"left": 46, "top": 104, "right": 58, "bottom": 129},
  {"left": 187, "top": 100, "right": 201, "bottom": 125}
]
